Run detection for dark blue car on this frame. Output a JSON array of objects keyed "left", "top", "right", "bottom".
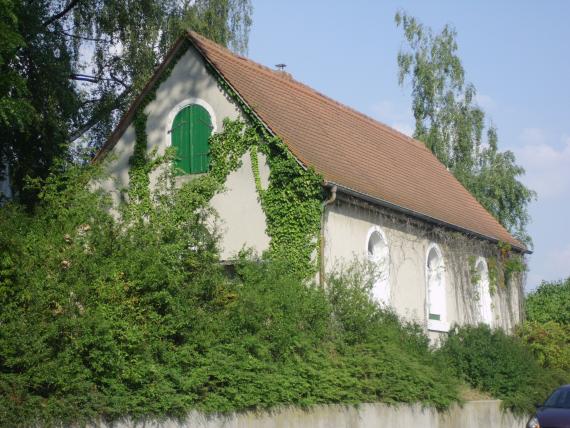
[{"left": 527, "top": 385, "right": 570, "bottom": 428}]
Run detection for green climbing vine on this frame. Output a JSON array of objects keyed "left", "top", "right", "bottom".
[
  {"left": 127, "top": 40, "right": 192, "bottom": 219},
  {"left": 468, "top": 255, "right": 480, "bottom": 291},
  {"left": 485, "top": 242, "right": 526, "bottom": 294},
  {"left": 254, "top": 139, "right": 323, "bottom": 278},
  {"left": 125, "top": 33, "right": 324, "bottom": 279}
]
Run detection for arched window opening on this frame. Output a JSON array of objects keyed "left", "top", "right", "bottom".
[
  {"left": 476, "top": 258, "right": 493, "bottom": 326},
  {"left": 170, "top": 104, "right": 213, "bottom": 174},
  {"left": 426, "top": 244, "right": 448, "bottom": 331},
  {"left": 366, "top": 227, "right": 390, "bottom": 305}
]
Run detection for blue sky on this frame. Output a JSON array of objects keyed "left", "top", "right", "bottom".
[{"left": 247, "top": 0, "right": 570, "bottom": 291}]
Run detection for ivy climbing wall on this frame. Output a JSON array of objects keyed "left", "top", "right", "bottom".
[
  {"left": 98, "top": 43, "right": 273, "bottom": 259},
  {"left": 97, "top": 36, "right": 524, "bottom": 336},
  {"left": 323, "top": 196, "right": 525, "bottom": 336}
]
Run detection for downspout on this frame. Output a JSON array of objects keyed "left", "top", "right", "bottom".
[{"left": 319, "top": 184, "right": 337, "bottom": 287}]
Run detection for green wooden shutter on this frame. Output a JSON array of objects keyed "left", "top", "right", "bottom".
[
  {"left": 170, "top": 105, "right": 212, "bottom": 174},
  {"left": 189, "top": 105, "right": 212, "bottom": 173},
  {"left": 171, "top": 107, "right": 190, "bottom": 174}
]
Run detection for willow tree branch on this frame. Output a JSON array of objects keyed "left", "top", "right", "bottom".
[
  {"left": 69, "top": 87, "right": 132, "bottom": 142},
  {"left": 43, "top": 0, "right": 81, "bottom": 27}
]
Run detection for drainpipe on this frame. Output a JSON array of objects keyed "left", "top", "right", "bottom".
[{"left": 319, "top": 184, "right": 337, "bottom": 287}]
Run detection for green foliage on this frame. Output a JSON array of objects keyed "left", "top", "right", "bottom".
[
  {"left": 209, "top": 119, "right": 260, "bottom": 184},
  {"left": 205, "top": 54, "right": 325, "bottom": 278},
  {"left": 257, "top": 140, "right": 324, "bottom": 278},
  {"left": 1, "top": 0, "right": 81, "bottom": 205},
  {"left": 518, "top": 280, "right": 570, "bottom": 380},
  {"left": 0, "top": 0, "right": 34, "bottom": 132},
  {"left": 487, "top": 257, "right": 498, "bottom": 295},
  {"left": 0, "top": 168, "right": 462, "bottom": 426},
  {"left": 395, "top": 12, "right": 535, "bottom": 244},
  {"left": 468, "top": 256, "right": 480, "bottom": 287},
  {"left": 485, "top": 242, "right": 527, "bottom": 291},
  {"left": 525, "top": 278, "right": 570, "bottom": 325},
  {"left": 518, "top": 321, "right": 570, "bottom": 372},
  {"left": 124, "top": 28, "right": 323, "bottom": 276},
  {"left": 1, "top": 0, "right": 252, "bottom": 205},
  {"left": 438, "top": 325, "right": 567, "bottom": 413}
]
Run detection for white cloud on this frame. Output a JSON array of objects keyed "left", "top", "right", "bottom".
[{"left": 514, "top": 130, "right": 570, "bottom": 199}]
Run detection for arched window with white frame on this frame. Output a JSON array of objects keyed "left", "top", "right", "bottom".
[
  {"left": 426, "top": 243, "right": 448, "bottom": 331},
  {"left": 475, "top": 257, "right": 493, "bottom": 326},
  {"left": 166, "top": 98, "right": 217, "bottom": 175},
  {"left": 366, "top": 226, "right": 390, "bottom": 306}
]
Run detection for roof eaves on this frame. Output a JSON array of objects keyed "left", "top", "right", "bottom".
[{"left": 329, "top": 181, "right": 530, "bottom": 254}]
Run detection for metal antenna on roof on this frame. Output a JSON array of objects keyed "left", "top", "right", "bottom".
[{"left": 275, "top": 63, "right": 287, "bottom": 71}]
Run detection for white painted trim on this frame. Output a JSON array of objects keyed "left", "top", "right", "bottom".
[
  {"left": 365, "top": 226, "right": 391, "bottom": 306},
  {"left": 425, "top": 243, "right": 448, "bottom": 332},
  {"left": 164, "top": 97, "right": 218, "bottom": 148},
  {"left": 427, "top": 319, "right": 450, "bottom": 333},
  {"left": 475, "top": 256, "right": 493, "bottom": 326},
  {"left": 365, "top": 225, "right": 388, "bottom": 262}
]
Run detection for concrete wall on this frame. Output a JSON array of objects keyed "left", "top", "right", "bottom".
[
  {"left": 89, "top": 401, "right": 526, "bottom": 428},
  {"left": 323, "top": 196, "right": 524, "bottom": 337},
  {"left": 99, "top": 45, "right": 271, "bottom": 260}
]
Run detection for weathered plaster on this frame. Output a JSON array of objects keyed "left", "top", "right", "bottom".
[{"left": 323, "top": 195, "right": 524, "bottom": 336}]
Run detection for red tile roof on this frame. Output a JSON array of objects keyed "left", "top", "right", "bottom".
[
  {"left": 187, "top": 32, "right": 524, "bottom": 251},
  {"left": 96, "top": 32, "right": 525, "bottom": 251}
]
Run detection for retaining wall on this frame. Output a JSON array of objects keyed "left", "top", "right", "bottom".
[{"left": 91, "top": 400, "right": 527, "bottom": 428}]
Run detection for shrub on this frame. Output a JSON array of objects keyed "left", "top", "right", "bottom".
[
  {"left": 526, "top": 278, "right": 570, "bottom": 324},
  {"left": 520, "top": 278, "right": 570, "bottom": 377},
  {"left": 518, "top": 321, "right": 570, "bottom": 372},
  {"left": 0, "top": 165, "right": 461, "bottom": 427},
  {"left": 438, "top": 324, "right": 567, "bottom": 413}
]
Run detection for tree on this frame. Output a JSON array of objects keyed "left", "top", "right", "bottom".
[
  {"left": 0, "top": 0, "right": 252, "bottom": 205},
  {"left": 395, "top": 12, "right": 535, "bottom": 244},
  {"left": 525, "top": 278, "right": 570, "bottom": 325}
]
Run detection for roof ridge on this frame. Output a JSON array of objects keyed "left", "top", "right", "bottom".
[{"left": 187, "top": 31, "right": 428, "bottom": 153}]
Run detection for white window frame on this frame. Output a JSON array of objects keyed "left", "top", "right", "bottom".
[
  {"left": 164, "top": 97, "right": 218, "bottom": 148},
  {"left": 365, "top": 226, "right": 391, "bottom": 306},
  {"left": 425, "top": 243, "right": 449, "bottom": 332},
  {"left": 475, "top": 257, "right": 493, "bottom": 326}
]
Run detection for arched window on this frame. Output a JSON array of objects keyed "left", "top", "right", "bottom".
[
  {"left": 426, "top": 243, "right": 448, "bottom": 331},
  {"left": 170, "top": 104, "right": 213, "bottom": 174},
  {"left": 366, "top": 226, "right": 390, "bottom": 305},
  {"left": 475, "top": 257, "right": 493, "bottom": 326}
]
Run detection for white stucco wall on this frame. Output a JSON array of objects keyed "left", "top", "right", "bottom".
[
  {"left": 99, "top": 45, "right": 271, "bottom": 260},
  {"left": 323, "top": 197, "right": 523, "bottom": 336}
]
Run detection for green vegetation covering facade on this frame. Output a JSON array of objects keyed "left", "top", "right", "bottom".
[{"left": 0, "top": 164, "right": 460, "bottom": 427}]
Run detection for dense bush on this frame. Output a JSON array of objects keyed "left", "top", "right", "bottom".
[
  {"left": 0, "top": 165, "right": 460, "bottom": 427},
  {"left": 438, "top": 324, "right": 567, "bottom": 413},
  {"left": 526, "top": 278, "right": 570, "bottom": 324},
  {"left": 518, "top": 278, "right": 570, "bottom": 376},
  {"left": 518, "top": 321, "right": 570, "bottom": 372}
]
